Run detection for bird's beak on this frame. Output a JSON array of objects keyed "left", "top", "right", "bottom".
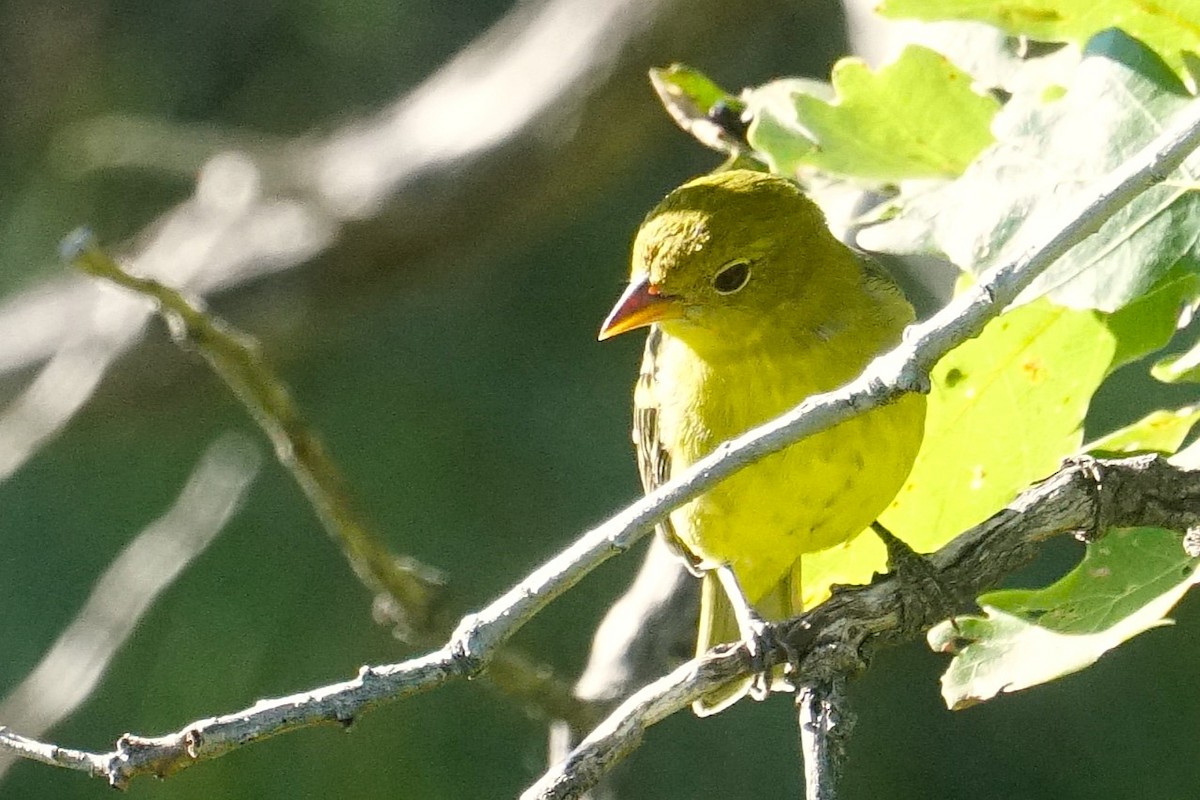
[{"left": 598, "top": 276, "right": 682, "bottom": 340}]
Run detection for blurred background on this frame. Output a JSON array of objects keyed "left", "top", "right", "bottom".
[{"left": 1, "top": 0, "right": 1198, "bottom": 798}]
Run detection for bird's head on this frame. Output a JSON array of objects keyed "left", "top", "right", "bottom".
[{"left": 599, "top": 170, "right": 848, "bottom": 346}]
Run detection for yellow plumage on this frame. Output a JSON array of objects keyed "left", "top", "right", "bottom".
[{"left": 600, "top": 170, "right": 926, "bottom": 714}]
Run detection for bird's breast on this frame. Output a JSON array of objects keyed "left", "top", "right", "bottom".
[{"left": 652, "top": 331, "right": 925, "bottom": 604}]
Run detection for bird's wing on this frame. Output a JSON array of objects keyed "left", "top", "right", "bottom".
[{"left": 633, "top": 326, "right": 702, "bottom": 575}]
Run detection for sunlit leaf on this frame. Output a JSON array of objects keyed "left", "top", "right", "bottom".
[
  {"left": 1152, "top": 339, "right": 1200, "bottom": 383},
  {"left": 931, "top": 528, "right": 1200, "bottom": 708},
  {"left": 879, "top": 0, "right": 1200, "bottom": 82},
  {"left": 1105, "top": 269, "right": 1200, "bottom": 372},
  {"left": 862, "top": 31, "right": 1200, "bottom": 312},
  {"left": 803, "top": 298, "right": 1115, "bottom": 606},
  {"left": 1085, "top": 406, "right": 1200, "bottom": 454},
  {"left": 745, "top": 45, "right": 998, "bottom": 181},
  {"left": 806, "top": 262, "right": 1197, "bottom": 606},
  {"left": 649, "top": 64, "right": 745, "bottom": 154},
  {"left": 800, "top": 531, "right": 885, "bottom": 609},
  {"left": 881, "top": 299, "right": 1113, "bottom": 551}
]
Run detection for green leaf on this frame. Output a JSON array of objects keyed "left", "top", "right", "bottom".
[
  {"left": 1169, "top": 432, "right": 1200, "bottom": 467},
  {"left": 800, "top": 531, "right": 886, "bottom": 609},
  {"left": 879, "top": 0, "right": 1200, "bottom": 82},
  {"left": 931, "top": 528, "right": 1200, "bottom": 708},
  {"left": 881, "top": 299, "right": 1114, "bottom": 551},
  {"left": 744, "top": 45, "right": 999, "bottom": 181},
  {"left": 893, "top": 20, "right": 1082, "bottom": 95},
  {"left": 861, "top": 30, "right": 1200, "bottom": 312},
  {"left": 649, "top": 65, "right": 745, "bottom": 154},
  {"left": 803, "top": 298, "right": 1115, "bottom": 606},
  {"left": 1085, "top": 406, "right": 1200, "bottom": 454},
  {"left": 1105, "top": 268, "right": 1200, "bottom": 372},
  {"left": 1152, "top": 340, "right": 1200, "bottom": 382},
  {"left": 740, "top": 79, "right": 829, "bottom": 175},
  {"left": 804, "top": 266, "right": 1195, "bottom": 605}
]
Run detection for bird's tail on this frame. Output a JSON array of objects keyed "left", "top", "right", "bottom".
[{"left": 692, "top": 559, "right": 802, "bottom": 716}]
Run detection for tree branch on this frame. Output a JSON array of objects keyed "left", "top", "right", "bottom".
[
  {"left": 522, "top": 454, "right": 1200, "bottom": 799},
  {"left": 797, "top": 681, "right": 851, "bottom": 800},
  {"left": 63, "top": 230, "right": 446, "bottom": 634},
  {"left": 2, "top": 649, "right": 465, "bottom": 789},
  {"left": 8, "top": 95, "right": 1200, "bottom": 792}
]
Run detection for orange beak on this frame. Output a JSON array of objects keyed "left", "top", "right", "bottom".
[{"left": 598, "top": 276, "right": 682, "bottom": 340}]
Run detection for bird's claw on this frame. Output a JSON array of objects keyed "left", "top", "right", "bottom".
[{"left": 742, "top": 614, "right": 788, "bottom": 701}]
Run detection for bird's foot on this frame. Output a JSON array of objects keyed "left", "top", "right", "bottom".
[
  {"left": 715, "top": 564, "right": 792, "bottom": 700},
  {"left": 740, "top": 612, "right": 777, "bottom": 701}
]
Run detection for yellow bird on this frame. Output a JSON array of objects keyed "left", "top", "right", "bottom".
[{"left": 599, "top": 170, "right": 926, "bottom": 714}]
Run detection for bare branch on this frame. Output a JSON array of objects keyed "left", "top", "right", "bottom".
[
  {"left": 547, "top": 539, "right": 696, "bottom": 799},
  {"left": 0, "top": 410, "right": 1193, "bottom": 792},
  {"left": 0, "top": 728, "right": 106, "bottom": 778},
  {"left": 2, "top": 648, "right": 464, "bottom": 789},
  {"left": 0, "top": 0, "right": 836, "bottom": 758},
  {"left": 523, "top": 454, "right": 1200, "bottom": 799},
  {"left": 573, "top": 537, "right": 696, "bottom": 705},
  {"left": 62, "top": 230, "right": 446, "bottom": 633},
  {"left": 0, "top": 0, "right": 793, "bottom": 381},
  {"left": 524, "top": 649, "right": 746, "bottom": 800}
]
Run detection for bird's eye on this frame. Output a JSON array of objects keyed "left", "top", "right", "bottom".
[{"left": 712, "top": 260, "right": 751, "bottom": 294}]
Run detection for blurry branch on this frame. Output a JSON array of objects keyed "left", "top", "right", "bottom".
[
  {"left": 571, "top": 538, "right": 696, "bottom": 706},
  {"left": 61, "top": 231, "right": 593, "bottom": 730},
  {"left": 547, "top": 538, "right": 695, "bottom": 800},
  {"left": 0, "top": 0, "right": 829, "bottom": 777},
  {"left": 0, "top": 152, "right": 333, "bottom": 485},
  {"left": 0, "top": 341, "right": 121, "bottom": 483},
  {"left": 0, "top": 434, "right": 261, "bottom": 781},
  {"left": 5, "top": 97, "right": 1198, "bottom": 791},
  {"left": 0, "top": 0, "right": 815, "bottom": 381},
  {"left": 61, "top": 0, "right": 670, "bottom": 210},
  {"left": 65, "top": 230, "right": 443, "bottom": 631},
  {"left": 524, "top": 454, "right": 1200, "bottom": 799}
]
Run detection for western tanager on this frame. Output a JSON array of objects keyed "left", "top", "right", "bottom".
[{"left": 599, "top": 169, "right": 926, "bottom": 714}]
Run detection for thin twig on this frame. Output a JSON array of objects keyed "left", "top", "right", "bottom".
[
  {"left": 524, "top": 648, "right": 748, "bottom": 800},
  {"left": 522, "top": 454, "right": 1200, "bottom": 799},
  {"left": 0, "top": 729, "right": 106, "bottom": 777},
  {"left": 63, "top": 230, "right": 445, "bottom": 631},
  {"left": 548, "top": 538, "right": 696, "bottom": 800},
  {"left": 2, "top": 649, "right": 464, "bottom": 788}
]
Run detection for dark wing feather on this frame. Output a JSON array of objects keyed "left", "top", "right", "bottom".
[{"left": 633, "top": 326, "right": 702, "bottom": 575}]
